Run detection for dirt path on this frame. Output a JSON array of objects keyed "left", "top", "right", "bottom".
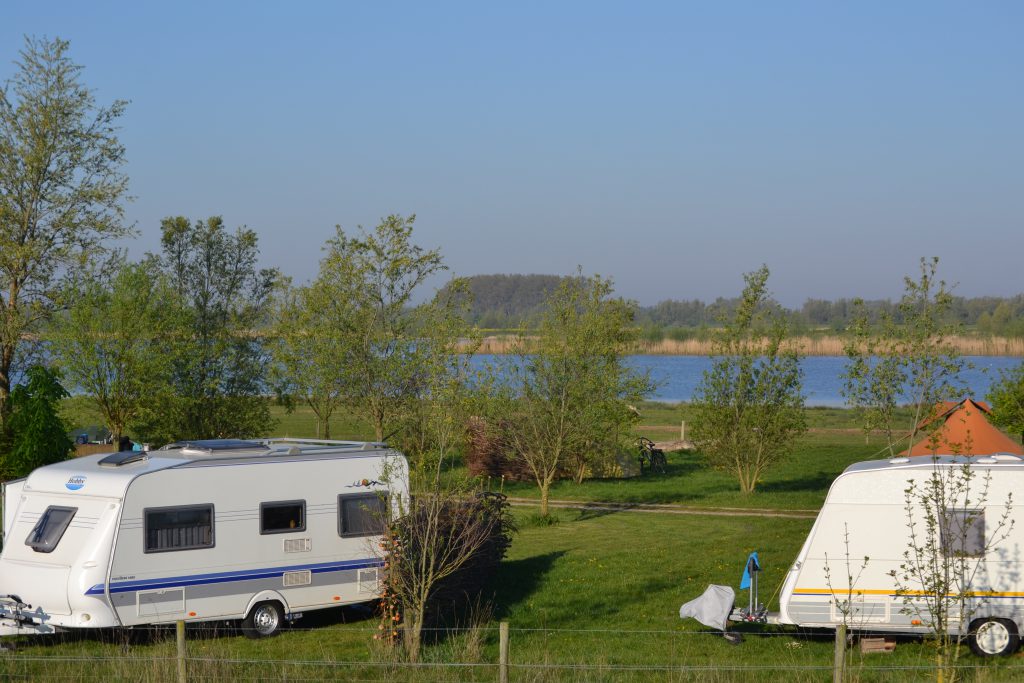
[{"left": 505, "top": 496, "right": 818, "bottom": 519}]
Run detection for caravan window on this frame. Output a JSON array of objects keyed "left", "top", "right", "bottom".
[
  {"left": 145, "top": 505, "right": 214, "bottom": 552},
  {"left": 941, "top": 508, "right": 986, "bottom": 558},
  {"left": 25, "top": 506, "right": 77, "bottom": 553},
  {"left": 338, "top": 493, "right": 388, "bottom": 537},
  {"left": 261, "top": 500, "right": 306, "bottom": 534}
]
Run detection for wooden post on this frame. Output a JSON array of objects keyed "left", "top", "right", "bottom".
[
  {"left": 176, "top": 620, "right": 186, "bottom": 683},
  {"left": 680, "top": 421, "right": 686, "bottom": 441},
  {"left": 833, "top": 623, "right": 846, "bottom": 683},
  {"left": 498, "top": 620, "right": 509, "bottom": 683}
]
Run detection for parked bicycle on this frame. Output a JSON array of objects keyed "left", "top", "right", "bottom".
[{"left": 637, "top": 437, "right": 667, "bottom": 474}]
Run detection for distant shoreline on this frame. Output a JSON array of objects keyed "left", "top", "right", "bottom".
[{"left": 470, "top": 334, "right": 1024, "bottom": 357}]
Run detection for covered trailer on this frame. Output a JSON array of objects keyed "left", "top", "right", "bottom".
[{"left": 0, "top": 438, "right": 407, "bottom": 638}]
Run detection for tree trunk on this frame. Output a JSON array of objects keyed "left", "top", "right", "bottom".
[
  {"left": 404, "top": 607, "right": 423, "bottom": 663},
  {"left": 540, "top": 482, "right": 550, "bottom": 517}
]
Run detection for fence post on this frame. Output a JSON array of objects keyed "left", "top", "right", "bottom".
[
  {"left": 177, "top": 620, "right": 186, "bottom": 683},
  {"left": 499, "top": 620, "right": 509, "bottom": 683},
  {"left": 832, "top": 623, "right": 846, "bottom": 683}
]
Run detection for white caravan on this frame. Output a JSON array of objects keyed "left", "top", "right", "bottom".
[
  {"left": 0, "top": 438, "right": 408, "bottom": 638},
  {"left": 772, "top": 454, "right": 1024, "bottom": 656}
]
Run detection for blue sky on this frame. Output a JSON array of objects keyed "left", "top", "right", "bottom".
[{"left": 3, "top": 1, "right": 1022, "bottom": 306}]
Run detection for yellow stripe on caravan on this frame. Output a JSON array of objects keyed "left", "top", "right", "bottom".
[{"left": 795, "top": 588, "right": 1024, "bottom": 598}]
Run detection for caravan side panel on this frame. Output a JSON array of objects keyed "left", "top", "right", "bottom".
[{"left": 109, "top": 453, "right": 403, "bottom": 626}]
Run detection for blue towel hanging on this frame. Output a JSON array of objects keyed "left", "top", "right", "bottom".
[{"left": 740, "top": 551, "right": 760, "bottom": 590}]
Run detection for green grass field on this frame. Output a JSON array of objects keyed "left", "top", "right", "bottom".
[
  {"left": 7, "top": 402, "right": 1021, "bottom": 680},
  {"left": 5, "top": 505, "right": 1023, "bottom": 681}
]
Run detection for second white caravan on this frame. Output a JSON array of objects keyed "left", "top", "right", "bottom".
[
  {"left": 775, "top": 454, "right": 1024, "bottom": 656},
  {"left": 0, "top": 438, "right": 408, "bottom": 638}
]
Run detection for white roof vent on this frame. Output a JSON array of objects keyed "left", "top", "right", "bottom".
[
  {"left": 991, "top": 454, "right": 1022, "bottom": 462},
  {"left": 888, "top": 457, "right": 910, "bottom": 464}
]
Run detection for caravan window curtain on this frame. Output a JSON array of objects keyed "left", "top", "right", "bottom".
[
  {"left": 144, "top": 505, "right": 214, "bottom": 552},
  {"left": 338, "top": 493, "right": 388, "bottom": 537},
  {"left": 941, "top": 508, "right": 986, "bottom": 558}
]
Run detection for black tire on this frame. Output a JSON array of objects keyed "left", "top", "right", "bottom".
[
  {"left": 242, "top": 601, "right": 285, "bottom": 639},
  {"left": 969, "top": 617, "right": 1020, "bottom": 656}
]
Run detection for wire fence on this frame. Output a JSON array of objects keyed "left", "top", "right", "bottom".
[{"left": 2, "top": 623, "right": 1023, "bottom": 682}]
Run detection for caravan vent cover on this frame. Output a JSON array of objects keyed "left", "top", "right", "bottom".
[
  {"left": 284, "top": 538, "right": 311, "bottom": 553},
  {"left": 283, "top": 570, "right": 312, "bottom": 587}
]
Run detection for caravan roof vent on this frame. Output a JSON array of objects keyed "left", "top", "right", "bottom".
[
  {"left": 161, "top": 439, "right": 270, "bottom": 455},
  {"left": 98, "top": 451, "right": 149, "bottom": 467},
  {"left": 976, "top": 457, "right": 999, "bottom": 464},
  {"left": 888, "top": 457, "right": 910, "bottom": 464},
  {"left": 991, "top": 454, "right": 1022, "bottom": 462}
]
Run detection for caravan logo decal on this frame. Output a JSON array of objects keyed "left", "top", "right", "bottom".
[
  {"left": 346, "top": 479, "right": 381, "bottom": 488},
  {"left": 65, "top": 475, "right": 87, "bottom": 491}
]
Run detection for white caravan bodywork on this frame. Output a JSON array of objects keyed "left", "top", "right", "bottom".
[
  {"left": 0, "top": 439, "right": 408, "bottom": 636},
  {"left": 778, "top": 454, "right": 1024, "bottom": 641}
]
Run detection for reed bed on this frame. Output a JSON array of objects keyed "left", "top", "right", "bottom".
[{"left": 469, "top": 335, "right": 1024, "bottom": 357}]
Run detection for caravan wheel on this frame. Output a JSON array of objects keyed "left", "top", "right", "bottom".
[
  {"left": 242, "top": 601, "right": 284, "bottom": 639},
  {"left": 969, "top": 618, "right": 1020, "bottom": 657}
]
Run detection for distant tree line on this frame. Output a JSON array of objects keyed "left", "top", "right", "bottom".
[{"left": 452, "top": 274, "right": 1024, "bottom": 336}]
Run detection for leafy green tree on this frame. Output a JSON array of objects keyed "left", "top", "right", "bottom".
[
  {"left": 48, "top": 262, "right": 182, "bottom": 442},
  {"left": 140, "top": 216, "right": 278, "bottom": 443},
  {"left": 843, "top": 257, "right": 967, "bottom": 455},
  {"left": 2, "top": 365, "right": 74, "bottom": 478},
  {"left": 988, "top": 362, "right": 1024, "bottom": 443},
  {"left": 0, "top": 36, "right": 131, "bottom": 426},
  {"left": 298, "top": 214, "right": 472, "bottom": 443},
  {"left": 691, "top": 266, "right": 806, "bottom": 494},
  {"left": 269, "top": 279, "right": 350, "bottom": 439},
  {"left": 496, "top": 272, "right": 652, "bottom": 515}
]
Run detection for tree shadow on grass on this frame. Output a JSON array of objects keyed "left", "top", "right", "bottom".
[
  {"left": 492, "top": 551, "right": 566, "bottom": 620},
  {"left": 574, "top": 505, "right": 630, "bottom": 521},
  {"left": 758, "top": 471, "right": 833, "bottom": 494}
]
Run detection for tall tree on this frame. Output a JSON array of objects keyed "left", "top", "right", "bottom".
[
  {"left": 270, "top": 277, "right": 353, "bottom": 439},
  {"left": 304, "top": 214, "right": 471, "bottom": 443},
  {"left": 48, "top": 261, "right": 182, "bottom": 442},
  {"left": 3, "top": 365, "right": 74, "bottom": 478},
  {"left": 691, "top": 266, "right": 806, "bottom": 494},
  {"left": 843, "top": 257, "right": 967, "bottom": 455},
  {"left": 497, "top": 272, "right": 652, "bottom": 515},
  {"left": 140, "top": 216, "right": 278, "bottom": 442},
  {"left": 0, "top": 36, "right": 130, "bottom": 425},
  {"left": 988, "top": 362, "right": 1024, "bottom": 444}
]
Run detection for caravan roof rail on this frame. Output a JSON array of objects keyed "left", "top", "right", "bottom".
[
  {"left": 260, "top": 438, "right": 389, "bottom": 451},
  {"left": 160, "top": 439, "right": 270, "bottom": 455}
]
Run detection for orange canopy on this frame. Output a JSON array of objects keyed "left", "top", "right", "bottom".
[{"left": 903, "top": 399, "right": 1024, "bottom": 457}]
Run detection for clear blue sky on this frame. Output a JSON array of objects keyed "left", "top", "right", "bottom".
[{"left": 3, "top": 1, "right": 1022, "bottom": 306}]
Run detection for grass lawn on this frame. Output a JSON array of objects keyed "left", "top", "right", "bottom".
[
  {"left": 498, "top": 431, "right": 882, "bottom": 511},
  {"left": 24, "top": 401, "right": 1020, "bottom": 680},
  {"left": 5, "top": 506, "right": 1023, "bottom": 681}
]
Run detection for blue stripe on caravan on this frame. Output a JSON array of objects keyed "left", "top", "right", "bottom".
[{"left": 85, "top": 558, "right": 383, "bottom": 595}]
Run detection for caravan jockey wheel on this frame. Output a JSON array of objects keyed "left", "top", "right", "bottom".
[{"left": 970, "top": 617, "right": 1020, "bottom": 657}]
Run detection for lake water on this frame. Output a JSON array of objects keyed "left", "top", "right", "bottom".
[{"left": 473, "top": 355, "right": 1023, "bottom": 406}]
